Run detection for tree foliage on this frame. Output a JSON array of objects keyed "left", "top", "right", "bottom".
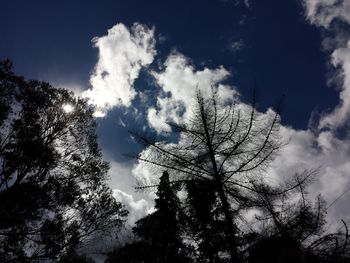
[{"left": 0, "top": 60, "right": 128, "bottom": 262}]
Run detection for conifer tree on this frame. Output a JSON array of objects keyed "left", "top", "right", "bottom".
[
  {"left": 106, "top": 171, "right": 191, "bottom": 263},
  {"left": 134, "top": 171, "right": 190, "bottom": 262},
  {"left": 184, "top": 180, "right": 226, "bottom": 262}
]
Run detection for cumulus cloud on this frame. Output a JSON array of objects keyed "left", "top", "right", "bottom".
[
  {"left": 106, "top": 158, "right": 155, "bottom": 226},
  {"left": 91, "top": 4, "right": 350, "bottom": 233},
  {"left": 83, "top": 23, "right": 156, "bottom": 117},
  {"left": 148, "top": 52, "right": 237, "bottom": 133},
  {"left": 113, "top": 189, "right": 152, "bottom": 226}
]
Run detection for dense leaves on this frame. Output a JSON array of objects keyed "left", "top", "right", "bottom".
[{"left": 0, "top": 60, "right": 128, "bottom": 262}]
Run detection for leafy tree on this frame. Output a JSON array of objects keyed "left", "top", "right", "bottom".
[
  {"left": 131, "top": 90, "right": 284, "bottom": 262},
  {"left": 0, "top": 60, "right": 128, "bottom": 262}
]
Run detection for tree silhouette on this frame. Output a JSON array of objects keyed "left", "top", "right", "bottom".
[
  {"left": 252, "top": 171, "right": 326, "bottom": 242},
  {"left": 0, "top": 60, "right": 128, "bottom": 262},
  {"left": 133, "top": 171, "right": 190, "bottom": 262},
  {"left": 183, "top": 180, "right": 227, "bottom": 262},
  {"left": 131, "top": 89, "right": 286, "bottom": 262},
  {"left": 106, "top": 171, "right": 191, "bottom": 263},
  {"left": 248, "top": 236, "right": 305, "bottom": 263},
  {"left": 246, "top": 170, "right": 350, "bottom": 263}
]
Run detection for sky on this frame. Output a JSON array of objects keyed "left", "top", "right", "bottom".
[{"left": 1, "top": 0, "right": 350, "bottom": 244}]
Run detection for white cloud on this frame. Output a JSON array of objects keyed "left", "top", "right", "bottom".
[
  {"left": 319, "top": 41, "right": 350, "bottom": 128},
  {"left": 105, "top": 158, "right": 155, "bottom": 225},
  {"left": 131, "top": 147, "right": 163, "bottom": 190},
  {"left": 108, "top": 160, "right": 137, "bottom": 193},
  {"left": 91, "top": 4, "right": 350, "bottom": 234},
  {"left": 303, "top": 0, "right": 350, "bottom": 130},
  {"left": 303, "top": 0, "right": 350, "bottom": 28},
  {"left": 148, "top": 52, "right": 237, "bottom": 133},
  {"left": 112, "top": 189, "right": 152, "bottom": 226},
  {"left": 268, "top": 126, "right": 350, "bottom": 231},
  {"left": 258, "top": 1, "right": 350, "bottom": 229},
  {"left": 82, "top": 23, "right": 156, "bottom": 117},
  {"left": 137, "top": 107, "right": 350, "bottom": 233},
  {"left": 132, "top": 42, "right": 350, "bottom": 234}
]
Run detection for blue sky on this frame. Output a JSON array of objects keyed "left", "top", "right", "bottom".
[
  {"left": 1, "top": 0, "right": 350, "bottom": 235},
  {"left": 0, "top": 0, "right": 338, "bottom": 129}
]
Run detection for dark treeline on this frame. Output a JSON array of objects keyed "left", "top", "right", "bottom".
[{"left": 1, "top": 60, "right": 350, "bottom": 262}]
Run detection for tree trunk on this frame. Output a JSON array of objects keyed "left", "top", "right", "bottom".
[
  {"left": 217, "top": 181, "right": 241, "bottom": 263},
  {"left": 200, "top": 102, "right": 241, "bottom": 263}
]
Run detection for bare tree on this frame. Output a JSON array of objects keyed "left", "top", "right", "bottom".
[
  {"left": 131, "top": 89, "right": 285, "bottom": 262},
  {"left": 245, "top": 170, "right": 350, "bottom": 262}
]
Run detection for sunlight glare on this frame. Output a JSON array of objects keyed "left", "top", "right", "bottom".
[{"left": 62, "top": 104, "right": 74, "bottom": 113}]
